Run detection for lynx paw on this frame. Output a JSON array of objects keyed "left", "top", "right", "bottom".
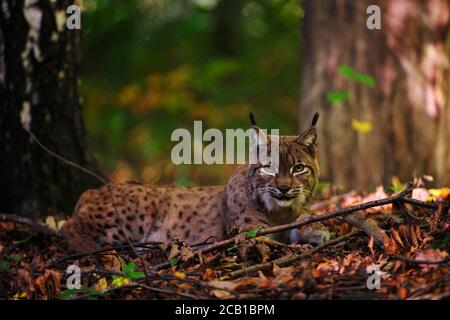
[{"left": 291, "top": 224, "right": 331, "bottom": 245}]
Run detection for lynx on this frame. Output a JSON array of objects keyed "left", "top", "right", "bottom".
[{"left": 61, "top": 113, "right": 330, "bottom": 252}]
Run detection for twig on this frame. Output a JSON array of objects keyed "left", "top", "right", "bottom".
[
  {"left": 71, "top": 283, "right": 200, "bottom": 300},
  {"left": 389, "top": 255, "right": 450, "bottom": 265},
  {"left": 25, "top": 128, "right": 107, "bottom": 184},
  {"left": 401, "top": 198, "right": 438, "bottom": 209},
  {"left": 0, "top": 213, "right": 54, "bottom": 235},
  {"left": 222, "top": 231, "right": 362, "bottom": 280},
  {"left": 154, "top": 183, "right": 414, "bottom": 271},
  {"left": 48, "top": 241, "right": 163, "bottom": 268}
]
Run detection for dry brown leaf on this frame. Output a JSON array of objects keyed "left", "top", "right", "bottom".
[
  {"left": 34, "top": 270, "right": 62, "bottom": 299},
  {"left": 398, "top": 286, "right": 408, "bottom": 300},
  {"left": 255, "top": 243, "right": 271, "bottom": 263},
  {"left": 16, "top": 269, "right": 34, "bottom": 297},
  {"left": 368, "top": 236, "right": 375, "bottom": 257},
  {"left": 390, "top": 228, "right": 405, "bottom": 249},
  {"left": 273, "top": 265, "right": 294, "bottom": 283},
  {"left": 100, "top": 253, "right": 122, "bottom": 272},
  {"left": 385, "top": 235, "right": 399, "bottom": 255},
  {"left": 410, "top": 225, "right": 419, "bottom": 248},
  {"left": 168, "top": 244, "right": 180, "bottom": 260},
  {"left": 415, "top": 248, "right": 448, "bottom": 271},
  {"left": 180, "top": 246, "right": 194, "bottom": 262}
]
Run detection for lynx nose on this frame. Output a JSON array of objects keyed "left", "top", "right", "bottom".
[{"left": 277, "top": 186, "right": 290, "bottom": 195}]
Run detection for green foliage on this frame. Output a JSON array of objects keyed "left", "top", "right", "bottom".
[
  {"left": 315, "top": 180, "right": 330, "bottom": 193},
  {"left": 338, "top": 65, "right": 354, "bottom": 78},
  {"left": 0, "top": 261, "right": 9, "bottom": 271},
  {"left": 338, "top": 65, "right": 375, "bottom": 86},
  {"left": 0, "top": 254, "right": 22, "bottom": 270},
  {"left": 353, "top": 73, "right": 375, "bottom": 87},
  {"left": 326, "top": 91, "right": 349, "bottom": 104},
  {"left": 432, "top": 234, "right": 450, "bottom": 252},
  {"left": 60, "top": 287, "right": 102, "bottom": 300},
  {"left": 245, "top": 226, "right": 264, "bottom": 238},
  {"left": 120, "top": 261, "right": 145, "bottom": 279},
  {"left": 169, "top": 257, "right": 180, "bottom": 266},
  {"left": 226, "top": 243, "right": 242, "bottom": 252}
]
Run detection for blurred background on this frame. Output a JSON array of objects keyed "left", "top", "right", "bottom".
[
  {"left": 1, "top": 0, "right": 449, "bottom": 215},
  {"left": 80, "top": 0, "right": 302, "bottom": 187}
]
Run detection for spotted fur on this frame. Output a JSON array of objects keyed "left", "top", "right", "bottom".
[{"left": 61, "top": 114, "right": 327, "bottom": 252}]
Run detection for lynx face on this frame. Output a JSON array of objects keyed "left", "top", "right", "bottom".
[{"left": 248, "top": 125, "right": 319, "bottom": 213}]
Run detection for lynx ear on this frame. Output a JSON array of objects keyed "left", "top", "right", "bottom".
[
  {"left": 296, "top": 112, "right": 319, "bottom": 153},
  {"left": 250, "top": 125, "right": 269, "bottom": 150},
  {"left": 249, "top": 112, "right": 257, "bottom": 126},
  {"left": 249, "top": 112, "right": 269, "bottom": 149}
]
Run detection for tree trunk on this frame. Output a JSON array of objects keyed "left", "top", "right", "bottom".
[
  {"left": 300, "top": 0, "right": 450, "bottom": 191},
  {"left": 0, "top": 0, "right": 100, "bottom": 217}
]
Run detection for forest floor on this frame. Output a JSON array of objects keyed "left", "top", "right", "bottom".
[{"left": 0, "top": 186, "right": 449, "bottom": 300}]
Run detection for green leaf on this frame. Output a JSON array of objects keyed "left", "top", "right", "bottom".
[
  {"left": 315, "top": 180, "right": 330, "bottom": 193},
  {"left": 12, "top": 238, "right": 30, "bottom": 245},
  {"left": 121, "top": 261, "right": 136, "bottom": 276},
  {"left": 86, "top": 287, "right": 103, "bottom": 300},
  {"left": 245, "top": 226, "right": 264, "bottom": 239},
  {"left": 326, "top": 91, "right": 349, "bottom": 104},
  {"left": 59, "top": 289, "right": 77, "bottom": 300},
  {"left": 128, "top": 271, "right": 145, "bottom": 279},
  {"left": 354, "top": 73, "right": 375, "bottom": 86},
  {"left": 339, "top": 65, "right": 354, "bottom": 77},
  {"left": 0, "top": 261, "right": 9, "bottom": 271},
  {"left": 169, "top": 257, "right": 179, "bottom": 266},
  {"left": 226, "top": 244, "right": 241, "bottom": 252},
  {"left": 7, "top": 254, "right": 21, "bottom": 262}
]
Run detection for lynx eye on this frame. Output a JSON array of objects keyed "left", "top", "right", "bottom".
[
  {"left": 258, "top": 166, "right": 277, "bottom": 176},
  {"left": 291, "top": 164, "right": 308, "bottom": 176}
]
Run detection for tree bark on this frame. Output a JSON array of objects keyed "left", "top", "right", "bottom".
[
  {"left": 0, "top": 0, "right": 100, "bottom": 217},
  {"left": 299, "top": 0, "right": 450, "bottom": 191}
]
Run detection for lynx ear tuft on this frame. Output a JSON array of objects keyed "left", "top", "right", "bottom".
[
  {"left": 311, "top": 112, "right": 320, "bottom": 126},
  {"left": 299, "top": 127, "right": 317, "bottom": 152},
  {"left": 249, "top": 112, "right": 257, "bottom": 127},
  {"left": 295, "top": 112, "right": 319, "bottom": 154}
]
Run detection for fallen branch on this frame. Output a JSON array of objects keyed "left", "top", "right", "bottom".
[
  {"left": 154, "top": 183, "right": 414, "bottom": 271},
  {"left": 222, "top": 231, "right": 362, "bottom": 280},
  {"left": 0, "top": 213, "right": 54, "bottom": 235}
]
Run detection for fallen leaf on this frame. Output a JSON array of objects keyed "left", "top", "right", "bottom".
[
  {"left": 273, "top": 265, "right": 294, "bottom": 283},
  {"left": 180, "top": 246, "right": 194, "bottom": 262},
  {"left": 398, "top": 286, "right": 408, "bottom": 300},
  {"left": 94, "top": 277, "right": 108, "bottom": 292},
  {"left": 173, "top": 271, "right": 186, "bottom": 279},
  {"left": 368, "top": 236, "right": 375, "bottom": 257},
  {"left": 415, "top": 248, "right": 448, "bottom": 271},
  {"left": 390, "top": 228, "right": 405, "bottom": 250},
  {"left": 45, "top": 216, "right": 57, "bottom": 231},
  {"left": 16, "top": 269, "right": 34, "bottom": 297},
  {"left": 255, "top": 243, "right": 271, "bottom": 263},
  {"left": 428, "top": 188, "right": 450, "bottom": 201},
  {"left": 208, "top": 279, "right": 238, "bottom": 297}
]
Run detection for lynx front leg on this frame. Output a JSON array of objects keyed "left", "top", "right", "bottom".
[{"left": 227, "top": 209, "right": 271, "bottom": 237}]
